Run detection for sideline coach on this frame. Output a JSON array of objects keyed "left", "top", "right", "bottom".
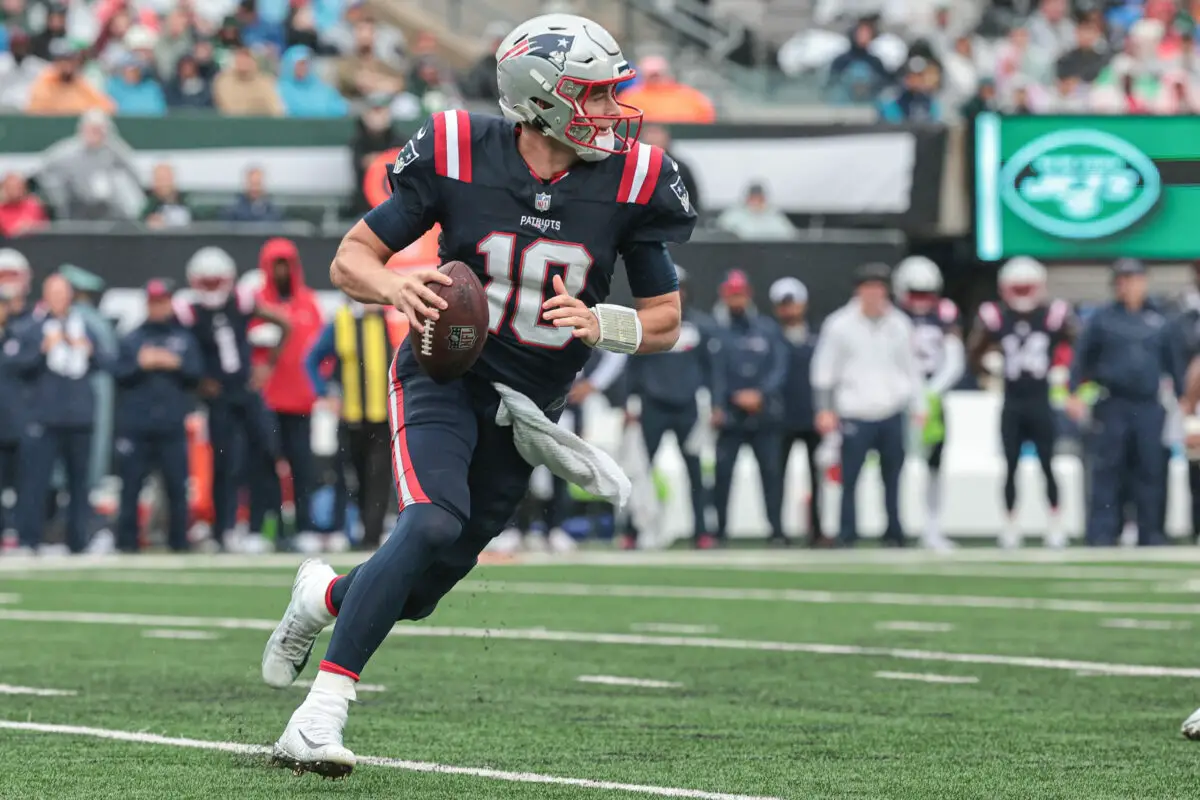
[{"left": 812, "top": 262, "right": 927, "bottom": 546}]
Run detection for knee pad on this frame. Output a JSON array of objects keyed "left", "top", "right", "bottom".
[{"left": 406, "top": 502, "right": 464, "bottom": 551}]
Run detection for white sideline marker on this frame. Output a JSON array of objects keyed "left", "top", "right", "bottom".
[
  {"left": 0, "top": 720, "right": 782, "bottom": 800},
  {"left": 874, "top": 672, "right": 979, "bottom": 685},
  {"left": 630, "top": 623, "right": 719, "bottom": 635},
  {"left": 293, "top": 679, "right": 387, "bottom": 693},
  {"left": 5, "top": 608, "right": 1200, "bottom": 678},
  {"left": 1100, "top": 618, "right": 1191, "bottom": 631},
  {"left": 875, "top": 621, "right": 955, "bottom": 633},
  {"left": 142, "top": 629, "right": 220, "bottom": 641},
  {"left": 0, "top": 684, "right": 77, "bottom": 697},
  {"left": 577, "top": 675, "right": 683, "bottom": 690}
]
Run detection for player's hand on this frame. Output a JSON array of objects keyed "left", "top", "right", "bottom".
[
  {"left": 568, "top": 380, "right": 595, "bottom": 405},
  {"left": 1065, "top": 395, "right": 1086, "bottom": 422},
  {"left": 732, "top": 389, "right": 763, "bottom": 414},
  {"left": 388, "top": 268, "right": 450, "bottom": 334},
  {"left": 816, "top": 410, "right": 838, "bottom": 436},
  {"left": 137, "top": 346, "right": 161, "bottom": 369},
  {"left": 198, "top": 378, "right": 221, "bottom": 398},
  {"left": 542, "top": 275, "right": 599, "bottom": 346}
]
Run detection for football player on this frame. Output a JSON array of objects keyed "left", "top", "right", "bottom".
[
  {"left": 261, "top": 13, "right": 695, "bottom": 777},
  {"left": 893, "top": 256, "right": 963, "bottom": 551},
  {"left": 968, "top": 256, "right": 1073, "bottom": 549},
  {"left": 174, "top": 246, "right": 291, "bottom": 551}
]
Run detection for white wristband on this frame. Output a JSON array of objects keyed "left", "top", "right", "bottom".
[{"left": 591, "top": 304, "right": 642, "bottom": 354}]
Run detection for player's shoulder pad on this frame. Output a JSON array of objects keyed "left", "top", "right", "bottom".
[
  {"left": 616, "top": 142, "right": 692, "bottom": 215},
  {"left": 977, "top": 300, "right": 1002, "bottom": 332},
  {"left": 1045, "top": 298, "right": 1070, "bottom": 331},
  {"left": 393, "top": 110, "right": 497, "bottom": 185},
  {"left": 937, "top": 298, "right": 960, "bottom": 326}
]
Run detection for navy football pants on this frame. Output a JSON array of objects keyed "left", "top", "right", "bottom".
[
  {"left": 17, "top": 425, "right": 91, "bottom": 552},
  {"left": 838, "top": 413, "right": 905, "bottom": 545},
  {"left": 1086, "top": 397, "right": 1166, "bottom": 546},
  {"left": 116, "top": 431, "right": 190, "bottom": 552},
  {"left": 207, "top": 395, "right": 277, "bottom": 541},
  {"left": 640, "top": 398, "right": 708, "bottom": 539},
  {"left": 321, "top": 350, "right": 547, "bottom": 676}
]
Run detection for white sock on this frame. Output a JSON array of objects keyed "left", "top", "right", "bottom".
[
  {"left": 312, "top": 670, "right": 357, "bottom": 701},
  {"left": 924, "top": 475, "right": 941, "bottom": 537}
]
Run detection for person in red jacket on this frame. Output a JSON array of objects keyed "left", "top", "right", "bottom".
[
  {"left": 251, "top": 237, "right": 324, "bottom": 549},
  {"left": 0, "top": 173, "right": 49, "bottom": 239}
]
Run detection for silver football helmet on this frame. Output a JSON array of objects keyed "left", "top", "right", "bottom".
[
  {"left": 496, "top": 14, "right": 641, "bottom": 162},
  {"left": 892, "top": 255, "right": 943, "bottom": 313},
  {"left": 186, "top": 246, "right": 238, "bottom": 309},
  {"left": 998, "top": 256, "right": 1047, "bottom": 313}
]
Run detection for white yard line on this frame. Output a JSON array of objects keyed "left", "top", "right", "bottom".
[
  {"left": 0, "top": 684, "right": 77, "bottom": 697},
  {"left": 6, "top": 573, "right": 1200, "bottom": 616},
  {"left": 873, "top": 671, "right": 979, "bottom": 685},
  {"left": 577, "top": 675, "right": 683, "bottom": 689},
  {"left": 142, "top": 629, "right": 220, "bottom": 641},
  {"left": 0, "top": 720, "right": 780, "bottom": 800},
  {"left": 3, "top": 608, "right": 1200, "bottom": 678},
  {"left": 875, "top": 622, "right": 955, "bottom": 633},
  {"left": 1100, "top": 618, "right": 1192, "bottom": 631},
  {"left": 630, "top": 623, "right": 719, "bottom": 635},
  {"left": 6, "top": 547, "right": 1200, "bottom": 574}
]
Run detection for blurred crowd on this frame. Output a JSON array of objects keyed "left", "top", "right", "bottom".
[
  {"left": 781, "top": 0, "right": 1200, "bottom": 119},
  {"left": 0, "top": 0, "right": 717, "bottom": 123}
]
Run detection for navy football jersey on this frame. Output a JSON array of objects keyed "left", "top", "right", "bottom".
[
  {"left": 977, "top": 299, "right": 1072, "bottom": 400},
  {"left": 364, "top": 110, "right": 697, "bottom": 406},
  {"left": 905, "top": 298, "right": 961, "bottom": 381},
  {"left": 174, "top": 284, "right": 256, "bottom": 395}
]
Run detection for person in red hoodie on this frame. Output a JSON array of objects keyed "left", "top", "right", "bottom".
[
  {"left": 0, "top": 173, "right": 49, "bottom": 239},
  {"left": 250, "top": 237, "right": 324, "bottom": 549}
]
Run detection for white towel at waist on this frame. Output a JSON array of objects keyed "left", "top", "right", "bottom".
[{"left": 492, "top": 382, "right": 631, "bottom": 509}]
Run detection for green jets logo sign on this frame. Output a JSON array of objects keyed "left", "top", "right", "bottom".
[{"left": 999, "top": 129, "right": 1161, "bottom": 240}]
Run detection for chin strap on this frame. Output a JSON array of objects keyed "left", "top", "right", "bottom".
[{"left": 591, "top": 304, "right": 642, "bottom": 354}]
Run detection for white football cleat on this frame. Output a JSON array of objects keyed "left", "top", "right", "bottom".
[
  {"left": 998, "top": 525, "right": 1022, "bottom": 550},
  {"left": 523, "top": 529, "right": 550, "bottom": 553},
  {"left": 1044, "top": 515, "right": 1067, "bottom": 549},
  {"left": 547, "top": 527, "right": 578, "bottom": 554},
  {"left": 1182, "top": 706, "right": 1200, "bottom": 740},
  {"left": 262, "top": 559, "right": 337, "bottom": 689},
  {"left": 273, "top": 675, "right": 356, "bottom": 778},
  {"left": 487, "top": 527, "right": 523, "bottom": 555},
  {"left": 921, "top": 533, "right": 956, "bottom": 553}
]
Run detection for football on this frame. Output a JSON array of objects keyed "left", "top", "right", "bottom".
[{"left": 409, "top": 260, "right": 489, "bottom": 384}]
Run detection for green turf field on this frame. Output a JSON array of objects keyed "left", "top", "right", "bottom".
[{"left": 3, "top": 548, "right": 1200, "bottom": 799}]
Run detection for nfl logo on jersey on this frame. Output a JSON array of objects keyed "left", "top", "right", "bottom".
[
  {"left": 534, "top": 192, "right": 552, "bottom": 212},
  {"left": 447, "top": 325, "right": 477, "bottom": 351}
]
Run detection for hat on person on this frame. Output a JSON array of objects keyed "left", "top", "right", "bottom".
[
  {"left": 145, "top": 278, "right": 174, "bottom": 300},
  {"left": 58, "top": 264, "right": 106, "bottom": 294},
  {"left": 1112, "top": 257, "right": 1146, "bottom": 277},
  {"left": 769, "top": 277, "right": 808, "bottom": 305},
  {"left": 719, "top": 269, "right": 750, "bottom": 296},
  {"left": 854, "top": 261, "right": 892, "bottom": 286}
]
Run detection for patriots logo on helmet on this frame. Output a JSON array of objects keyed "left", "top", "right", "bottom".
[{"left": 500, "top": 33, "right": 576, "bottom": 68}]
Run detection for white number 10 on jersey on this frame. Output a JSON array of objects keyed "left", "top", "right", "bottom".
[{"left": 476, "top": 234, "right": 594, "bottom": 349}]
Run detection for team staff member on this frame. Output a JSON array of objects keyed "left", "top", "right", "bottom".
[
  {"left": 770, "top": 277, "right": 830, "bottom": 547},
  {"left": 1067, "top": 258, "right": 1186, "bottom": 546},
  {"left": 623, "top": 265, "right": 719, "bottom": 548},
  {"left": 1173, "top": 262, "right": 1200, "bottom": 542},
  {"left": 306, "top": 298, "right": 402, "bottom": 551},
  {"left": 112, "top": 280, "right": 202, "bottom": 552},
  {"left": 712, "top": 269, "right": 788, "bottom": 545},
  {"left": 812, "top": 262, "right": 926, "bottom": 547},
  {"left": 11, "top": 275, "right": 108, "bottom": 554}
]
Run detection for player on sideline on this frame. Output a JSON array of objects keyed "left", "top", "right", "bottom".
[
  {"left": 892, "top": 256, "right": 963, "bottom": 551},
  {"left": 261, "top": 13, "right": 695, "bottom": 777},
  {"left": 967, "top": 256, "right": 1073, "bottom": 549}
]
